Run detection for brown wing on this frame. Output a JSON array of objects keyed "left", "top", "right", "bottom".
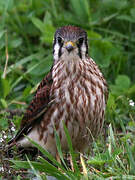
[
  {"left": 20, "top": 70, "right": 53, "bottom": 128},
  {"left": 8, "top": 69, "right": 53, "bottom": 145}
]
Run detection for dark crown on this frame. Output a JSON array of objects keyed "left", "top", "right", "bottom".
[{"left": 55, "top": 25, "right": 87, "bottom": 41}]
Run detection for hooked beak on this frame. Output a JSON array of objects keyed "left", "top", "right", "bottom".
[{"left": 65, "top": 41, "right": 75, "bottom": 52}]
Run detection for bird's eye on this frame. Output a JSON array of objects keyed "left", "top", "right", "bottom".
[
  {"left": 78, "top": 38, "right": 84, "bottom": 45},
  {"left": 57, "top": 37, "right": 63, "bottom": 44}
]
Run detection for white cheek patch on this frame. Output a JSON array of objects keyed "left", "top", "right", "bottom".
[
  {"left": 81, "top": 42, "right": 86, "bottom": 59},
  {"left": 54, "top": 43, "right": 60, "bottom": 62}
]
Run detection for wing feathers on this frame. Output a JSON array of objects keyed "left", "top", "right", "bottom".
[{"left": 8, "top": 70, "right": 53, "bottom": 145}]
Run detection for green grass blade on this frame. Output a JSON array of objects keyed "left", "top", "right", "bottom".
[
  {"left": 119, "top": 118, "right": 135, "bottom": 174},
  {"left": 6, "top": 52, "right": 45, "bottom": 75},
  {"left": 38, "top": 156, "right": 70, "bottom": 180},
  {"left": 11, "top": 159, "right": 69, "bottom": 180},
  {"left": 26, "top": 136, "right": 67, "bottom": 172},
  {"left": 54, "top": 128, "right": 68, "bottom": 170},
  {"left": 26, "top": 155, "right": 42, "bottom": 180},
  {"left": 69, "top": 0, "right": 90, "bottom": 22},
  {"left": 63, "top": 122, "right": 79, "bottom": 174}
]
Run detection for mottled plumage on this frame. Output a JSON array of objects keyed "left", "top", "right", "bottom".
[{"left": 8, "top": 26, "right": 108, "bottom": 156}]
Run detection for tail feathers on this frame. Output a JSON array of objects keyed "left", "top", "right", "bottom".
[
  {"left": 7, "top": 137, "right": 18, "bottom": 149},
  {"left": 7, "top": 123, "right": 33, "bottom": 146}
]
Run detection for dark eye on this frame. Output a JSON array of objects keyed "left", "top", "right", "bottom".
[
  {"left": 57, "top": 37, "right": 63, "bottom": 44},
  {"left": 78, "top": 38, "right": 84, "bottom": 45}
]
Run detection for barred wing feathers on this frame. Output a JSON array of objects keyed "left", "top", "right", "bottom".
[{"left": 8, "top": 70, "right": 53, "bottom": 145}]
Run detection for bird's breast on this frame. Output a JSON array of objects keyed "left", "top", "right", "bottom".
[
  {"left": 51, "top": 58, "right": 106, "bottom": 134},
  {"left": 35, "top": 58, "right": 107, "bottom": 153}
]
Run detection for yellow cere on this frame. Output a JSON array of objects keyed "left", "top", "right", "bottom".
[{"left": 65, "top": 41, "right": 75, "bottom": 47}]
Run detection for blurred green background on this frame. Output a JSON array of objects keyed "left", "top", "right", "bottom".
[
  {"left": 0, "top": 0, "right": 135, "bottom": 131},
  {"left": 0, "top": 0, "right": 135, "bottom": 178}
]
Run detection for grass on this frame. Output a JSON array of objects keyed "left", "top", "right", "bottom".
[{"left": 0, "top": 0, "right": 135, "bottom": 179}]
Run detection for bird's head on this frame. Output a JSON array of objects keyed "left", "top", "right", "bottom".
[{"left": 53, "top": 26, "right": 88, "bottom": 62}]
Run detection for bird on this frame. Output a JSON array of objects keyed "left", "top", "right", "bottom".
[{"left": 8, "top": 25, "right": 108, "bottom": 157}]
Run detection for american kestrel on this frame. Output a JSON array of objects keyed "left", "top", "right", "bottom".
[{"left": 8, "top": 26, "right": 108, "bottom": 157}]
